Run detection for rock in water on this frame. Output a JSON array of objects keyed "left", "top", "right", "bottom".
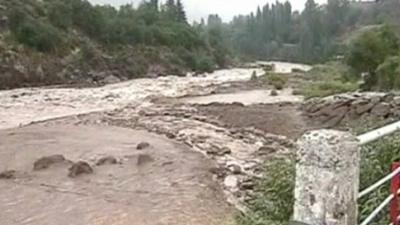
[
  {"left": 0, "top": 170, "right": 16, "bottom": 179},
  {"left": 96, "top": 156, "right": 118, "bottom": 166},
  {"left": 33, "top": 155, "right": 67, "bottom": 171},
  {"left": 228, "top": 164, "right": 242, "bottom": 175},
  {"left": 136, "top": 142, "right": 150, "bottom": 150},
  {"left": 270, "top": 89, "right": 278, "bottom": 96},
  {"left": 68, "top": 161, "right": 93, "bottom": 178}
]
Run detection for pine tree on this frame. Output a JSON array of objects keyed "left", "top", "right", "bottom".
[
  {"left": 150, "top": 0, "right": 159, "bottom": 11},
  {"left": 176, "top": 0, "right": 187, "bottom": 23}
]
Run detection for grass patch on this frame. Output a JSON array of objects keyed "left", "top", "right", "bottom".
[
  {"left": 237, "top": 158, "right": 295, "bottom": 225},
  {"left": 297, "top": 61, "right": 359, "bottom": 99},
  {"left": 299, "top": 81, "right": 358, "bottom": 99}
]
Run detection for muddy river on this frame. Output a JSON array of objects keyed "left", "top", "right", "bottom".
[
  {"left": 0, "top": 61, "right": 310, "bottom": 225},
  {"left": 0, "top": 62, "right": 309, "bottom": 130}
]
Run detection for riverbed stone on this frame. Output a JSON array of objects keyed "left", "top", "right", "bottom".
[
  {"left": 136, "top": 142, "right": 151, "bottom": 150},
  {"left": 0, "top": 170, "right": 16, "bottom": 179},
  {"left": 68, "top": 161, "right": 93, "bottom": 178},
  {"left": 224, "top": 175, "right": 239, "bottom": 189},
  {"left": 371, "top": 102, "right": 391, "bottom": 117},
  {"left": 33, "top": 155, "right": 67, "bottom": 171},
  {"left": 96, "top": 156, "right": 118, "bottom": 166}
]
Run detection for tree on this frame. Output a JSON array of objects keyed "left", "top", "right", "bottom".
[
  {"left": 149, "top": 0, "right": 159, "bottom": 11},
  {"left": 375, "top": 56, "right": 400, "bottom": 90},
  {"left": 176, "top": 0, "right": 187, "bottom": 23},
  {"left": 164, "top": 0, "right": 178, "bottom": 21},
  {"left": 346, "top": 26, "right": 399, "bottom": 89},
  {"left": 47, "top": 0, "right": 73, "bottom": 29}
]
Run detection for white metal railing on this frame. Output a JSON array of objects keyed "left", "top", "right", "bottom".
[
  {"left": 358, "top": 167, "right": 400, "bottom": 199},
  {"left": 357, "top": 121, "right": 400, "bottom": 145},
  {"left": 360, "top": 192, "right": 396, "bottom": 225},
  {"left": 357, "top": 120, "right": 400, "bottom": 225}
]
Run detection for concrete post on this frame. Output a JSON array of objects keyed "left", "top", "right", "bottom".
[{"left": 293, "top": 129, "right": 360, "bottom": 225}]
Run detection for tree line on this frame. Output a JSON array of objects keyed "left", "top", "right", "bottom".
[
  {"left": 226, "top": 0, "right": 388, "bottom": 63},
  {"left": 5, "top": 0, "right": 400, "bottom": 89},
  {"left": 6, "top": 0, "right": 229, "bottom": 73}
]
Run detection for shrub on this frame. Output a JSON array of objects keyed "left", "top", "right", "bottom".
[
  {"left": 375, "top": 56, "right": 400, "bottom": 90},
  {"left": 266, "top": 73, "right": 287, "bottom": 90},
  {"left": 12, "top": 18, "right": 62, "bottom": 52},
  {"left": 194, "top": 53, "right": 215, "bottom": 73},
  {"left": 346, "top": 25, "right": 400, "bottom": 90},
  {"left": 47, "top": 0, "right": 73, "bottom": 30}
]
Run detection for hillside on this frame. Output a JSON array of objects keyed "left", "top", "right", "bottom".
[{"left": 0, "top": 0, "right": 229, "bottom": 89}]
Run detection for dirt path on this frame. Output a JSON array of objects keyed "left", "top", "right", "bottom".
[{"left": 0, "top": 124, "right": 234, "bottom": 225}]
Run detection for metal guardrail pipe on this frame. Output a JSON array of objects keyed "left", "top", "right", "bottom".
[
  {"left": 359, "top": 167, "right": 400, "bottom": 199},
  {"left": 360, "top": 193, "right": 394, "bottom": 225},
  {"left": 358, "top": 121, "right": 400, "bottom": 145}
]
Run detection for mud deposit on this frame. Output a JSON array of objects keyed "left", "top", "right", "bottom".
[
  {"left": 180, "top": 89, "right": 303, "bottom": 106},
  {"left": 195, "top": 103, "right": 310, "bottom": 138}
]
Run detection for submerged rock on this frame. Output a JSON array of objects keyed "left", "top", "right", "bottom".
[
  {"left": 0, "top": 170, "right": 16, "bottom": 179},
  {"left": 33, "top": 155, "right": 67, "bottom": 171},
  {"left": 96, "top": 156, "right": 118, "bottom": 166},
  {"left": 68, "top": 161, "right": 93, "bottom": 178},
  {"left": 136, "top": 142, "right": 150, "bottom": 150}
]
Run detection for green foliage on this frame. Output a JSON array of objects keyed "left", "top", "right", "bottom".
[
  {"left": 229, "top": 0, "right": 358, "bottom": 63},
  {"left": 298, "top": 62, "right": 359, "bottom": 98},
  {"left": 346, "top": 25, "right": 400, "bottom": 89},
  {"left": 266, "top": 73, "right": 288, "bottom": 90},
  {"left": 237, "top": 159, "right": 295, "bottom": 225},
  {"left": 9, "top": 11, "right": 62, "bottom": 52},
  {"left": 300, "top": 80, "right": 358, "bottom": 99},
  {"left": 46, "top": 0, "right": 73, "bottom": 29},
  {"left": 194, "top": 53, "right": 215, "bottom": 73},
  {"left": 5, "top": 0, "right": 224, "bottom": 73},
  {"left": 375, "top": 56, "right": 400, "bottom": 90}
]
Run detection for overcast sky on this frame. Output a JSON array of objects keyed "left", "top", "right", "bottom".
[{"left": 89, "top": 0, "right": 328, "bottom": 22}]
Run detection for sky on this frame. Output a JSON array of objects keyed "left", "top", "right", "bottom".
[{"left": 89, "top": 0, "right": 328, "bottom": 22}]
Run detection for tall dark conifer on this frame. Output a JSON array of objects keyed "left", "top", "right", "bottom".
[{"left": 176, "top": 0, "right": 187, "bottom": 23}]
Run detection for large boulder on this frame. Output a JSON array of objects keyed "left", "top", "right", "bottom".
[{"left": 371, "top": 102, "right": 391, "bottom": 117}]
